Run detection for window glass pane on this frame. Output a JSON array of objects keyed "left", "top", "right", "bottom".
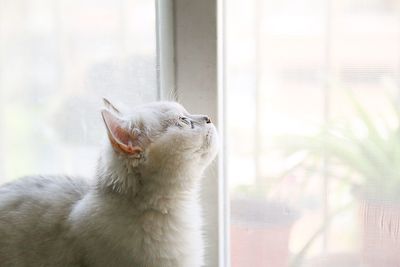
[
  {"left": 227, "top": 0, "right": 400, "bottom": 266},
  {"left": 0, "top": 0, "right": 156, "bottom": 183}
]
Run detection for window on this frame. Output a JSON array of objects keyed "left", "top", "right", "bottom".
[
  {"left": 227, "top": 0, "right": 400, "bottom": 266},
  {"left": 7, "top": 1, "right": 400, "bottom": 266},
  {"left": 0, "top": 1, "right": 222, "bottom": 266},
  {"left": 0, "top": 0, "right": 157, "bottom": 183}
]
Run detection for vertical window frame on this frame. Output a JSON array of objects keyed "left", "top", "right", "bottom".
[{"left": 156, "top": 0, "right": 227, "bottom": 266}]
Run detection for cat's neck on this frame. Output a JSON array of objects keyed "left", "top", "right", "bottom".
[{"left": 95, "top": 153, "right": 201, "bottom": 204}]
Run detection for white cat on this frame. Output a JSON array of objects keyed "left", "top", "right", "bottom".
[{"left": 0, "top": 100, "right": 218, "bottom": 267}]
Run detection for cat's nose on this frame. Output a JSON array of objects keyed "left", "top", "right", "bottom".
[{"left": 204, "top": 116, "right": 211, "bottom": 124}]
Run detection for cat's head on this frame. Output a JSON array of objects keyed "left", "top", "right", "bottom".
[{"left": 101, "top": 99, "right": 218, "bottom": 175}]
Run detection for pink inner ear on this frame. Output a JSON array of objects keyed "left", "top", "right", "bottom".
[
  {"left": 113, "top": 125, "right": 131, "bottom": 145},
  {"left": 102, "top": 110, "right": 142, "bottom": 155}
]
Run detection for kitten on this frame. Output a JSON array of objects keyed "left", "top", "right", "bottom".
[{"left": 0, "top": 100, "right": 218, "bottom": 267}]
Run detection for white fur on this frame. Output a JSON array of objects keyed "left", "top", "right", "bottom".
[{"left": 0, "top": 101, "right": 218, "bottom": 267}]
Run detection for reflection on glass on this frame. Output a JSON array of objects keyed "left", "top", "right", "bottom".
[
  {"left": 227, "top": 0, "right": 400, "bottom": 266},
  {"left": 0, "top": 0, "right": 156, "bottom": 183}
]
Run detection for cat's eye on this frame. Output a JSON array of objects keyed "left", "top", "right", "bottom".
[{"left": 179, "top": 116, "right": 194, "bottom": 128}]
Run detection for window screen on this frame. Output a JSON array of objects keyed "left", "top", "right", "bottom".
[
  {"left": 0, "top": 0, "right": 157, "bottom": 184},
  {"left": 226, "top": 0, "right": 400, "bottom": 266}
]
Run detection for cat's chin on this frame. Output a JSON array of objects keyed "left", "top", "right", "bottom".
[{"left": 200, "top": 124, "right": 219, "bottom": 163}]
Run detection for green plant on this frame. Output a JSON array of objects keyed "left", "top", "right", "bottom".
[
  {"left": 277, "top": 90, "right": 400, "bottom": 265},
  {"left": 279, "top": 90, "right": 400, "bottom": 202}
]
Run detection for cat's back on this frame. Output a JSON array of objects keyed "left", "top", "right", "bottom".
[
  {"left": 0, "top": 175, "right": 89, "bottom": 216},
  {"left": 0, "top": 175, "right": 90, "bottom": 266}
]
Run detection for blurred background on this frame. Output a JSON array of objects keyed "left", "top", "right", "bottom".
[
  {"left": 226, "top": 0, "right": 400, "bottom": 266},
  {"left": 0, "top": 0, "right": 156, "bottom": 183},
  {"left": 2, "top": 0, "right": 400, "bottom": 266}
]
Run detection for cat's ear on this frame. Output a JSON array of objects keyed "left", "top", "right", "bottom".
[
  {"left": 101, "top": 109, "right": 143, "bottom": 157},
  {"left": 102, "top": 98, "right": 121, "bottom": 115}
]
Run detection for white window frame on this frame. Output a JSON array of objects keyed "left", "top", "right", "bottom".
[{"left": 156, "top": 0, "right": 227, "bottom": 266}]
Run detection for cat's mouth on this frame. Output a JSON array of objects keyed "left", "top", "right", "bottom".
[
  {"left": 205, "top": 126, "right": 213, "bottom": 145},
  {"left": 197, "top": 124, "right": 218, "bottom": 163},
  {"left": 202, "top": 124, "right": 218, "bottom": 153}
]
